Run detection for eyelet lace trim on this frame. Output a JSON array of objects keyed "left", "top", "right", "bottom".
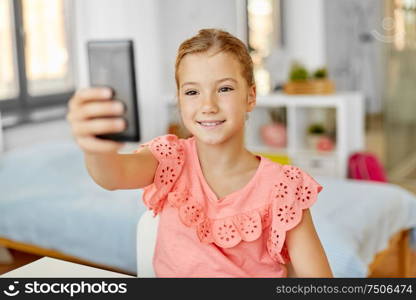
[
  {"left": 267, "top": 165, "right": 322, "bottom": 263},
  {"left": 139, "top": 135, "right": 185, "bottom": 215},
  {"left": 166, "top": 165, "right": 321, "bottom": 264},
  {"left": 167, "top": 184, "right": 270, "bottom": 248},
  {"left": 140, "top": 137, "right": 321, "bottom": 265}
]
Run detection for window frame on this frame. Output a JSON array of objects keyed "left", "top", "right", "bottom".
[
  {"left": 0, "top": 0, "right": 75, "bottom": 125},
  {"left": 246, "top": 0, "right": 285, "bottom": 53}
]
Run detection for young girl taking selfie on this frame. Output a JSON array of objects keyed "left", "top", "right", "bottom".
[{"left": 67, "top": 28, "right": 333, "bottom": 278}]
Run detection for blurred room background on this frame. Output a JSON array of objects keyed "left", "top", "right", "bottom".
[
  {"left": 1, "top": 0, "right": 414, "bottom": 191},
  {"left": 1, "top": 0, "right": 416, "bottom": 278}
]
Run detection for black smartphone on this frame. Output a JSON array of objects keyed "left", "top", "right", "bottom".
[{"left": 87, "top": 40, "right": 141, "bottom": 142}]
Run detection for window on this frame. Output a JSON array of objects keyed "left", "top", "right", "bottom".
[
  {"left": 0, "top": 0, "right": 19, "bottom": 100},
  {"left": 0, "top": 0, "right": 74, "bottom": 125},
  {"left": 247, "top": 0, "right": 283, "bottom": 95},
  {"left": 390, "top": 0, "right": 416, "bottom": 50}
]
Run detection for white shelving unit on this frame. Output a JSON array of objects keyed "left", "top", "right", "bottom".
[{"left": 246, "top": 92, "right": 364, "bottom": 178}]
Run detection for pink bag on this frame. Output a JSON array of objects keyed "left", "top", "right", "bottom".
[{"left": 348, "top": 152, "right": 387, "bottom": 183}]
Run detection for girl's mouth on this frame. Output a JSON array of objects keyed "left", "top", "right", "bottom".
[{"left": 196, "top": 120, "right": 226, "bottom": 129}]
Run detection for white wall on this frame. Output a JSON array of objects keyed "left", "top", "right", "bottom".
[
  {"left": 324, "top": 0, "right": 384, "bottom": 114},
  {"left": 73, "top": 0, "right": 245, "bottom": 142},
  {"left": 73, "top": 0, "right": 165, "bottom": 143},
  {"left": 157, "top": 0, "right": 242, "bottom": 94},
  {"left": 282, "top": 0, "right": 326, "bottom": 70}
]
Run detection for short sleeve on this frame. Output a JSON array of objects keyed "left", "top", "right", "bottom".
[
  {"left": 267, "top": 165, "right": 323, "bottom": 264},
  {"left": 136, "top": 134, "right": 185, "bottom": 215}
]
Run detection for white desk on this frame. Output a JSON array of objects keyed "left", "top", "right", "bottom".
[{"left": 1, "top": 257, "right": 134, "bottom": 278}]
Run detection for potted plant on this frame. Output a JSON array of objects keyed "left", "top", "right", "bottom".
[
  {"left": 307, "top": 123, "right": 326, "bottom": 150},
  {"left": 313, "top": 67, "right": 328, "bottom": 79},
  {"left": 283, "top": 62, "right": 335, "bottom": 95},
  {"left": 289, "top": 62, "right": 309, "bottom": 81}
]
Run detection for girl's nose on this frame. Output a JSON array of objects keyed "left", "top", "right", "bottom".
[{"left": 201, "top": 94, "right": 219, "bottom": 114}]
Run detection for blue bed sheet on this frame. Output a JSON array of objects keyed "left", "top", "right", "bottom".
[{"left": 0, "top": 141, "right": 146, "bottom": 274}]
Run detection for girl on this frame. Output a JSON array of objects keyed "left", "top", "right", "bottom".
[{"left": 67, "top": 28, "right": 333, "bottom": 278}]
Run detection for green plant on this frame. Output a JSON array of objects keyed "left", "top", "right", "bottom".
[
  {"left": 289, "top": 62, "right": 309, "bottom": 81},
  {"left": 313, "top": 67, "right": 328, "bottom": 79},
  {"left": 307, "top": 123, "right": 326, "bottom": 135}
]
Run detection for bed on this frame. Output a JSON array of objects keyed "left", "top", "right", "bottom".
[{"left": 0, "top": 139, "right": 415, "bottom": 277}]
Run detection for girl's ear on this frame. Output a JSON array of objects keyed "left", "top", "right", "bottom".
[{"left": 246, "top": 84, "right": 256, "bottom": 112}]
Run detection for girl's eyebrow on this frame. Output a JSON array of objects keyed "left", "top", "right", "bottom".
[{"left": 181, "top": 77, "right": 237, "bottom": 88}]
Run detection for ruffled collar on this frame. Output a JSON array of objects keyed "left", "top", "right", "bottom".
[{"left": 141, "top": 134, "right": 322, "bottom": 264}]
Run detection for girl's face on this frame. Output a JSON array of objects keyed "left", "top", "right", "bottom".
[{"left": 177, "top": 51, "right": 256, "bottom": 145}]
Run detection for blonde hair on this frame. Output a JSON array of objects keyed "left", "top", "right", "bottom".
[{"left": 174, "top": 28, "right": 254, "bottom": 90}]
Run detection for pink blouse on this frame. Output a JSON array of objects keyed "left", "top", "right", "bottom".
[{"left": 138, "top": 134, "right": 323, "bottom": 277}]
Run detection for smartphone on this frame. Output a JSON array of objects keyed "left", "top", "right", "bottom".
[{"left": 87, "top": 40, "right": 141, "bottom": 142}]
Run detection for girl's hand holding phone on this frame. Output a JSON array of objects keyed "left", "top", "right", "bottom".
[{"left": 66, "top": 87, "right": 126, "bottom": 154}]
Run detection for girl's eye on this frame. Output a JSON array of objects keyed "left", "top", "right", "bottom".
[
  {"left": 219, "top": 86, "right": 234, "bottom": 93},
  {"left": 184, "top": 90, "right": 198, "bottom": 96}
]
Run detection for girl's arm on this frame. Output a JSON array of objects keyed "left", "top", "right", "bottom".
[
  {"left": 67, "top": 88, "right": 159, "bottom": 191},
  {"left": 84, "top": 146, "right": 158, "bottom": 190},
  {"left": 285, "top": 209, "right": 333, "bottom": 278}
]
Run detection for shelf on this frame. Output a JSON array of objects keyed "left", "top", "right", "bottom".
[
  {"left": 247, "top": 145, "right": 288, "bottom": 156},
  {"left": 257, "top": 91, "right": 362, "bottom": 108},
  {"left": 292, "top": 149, "right": 338, "bottom": 159},
  {"left": 248, "top": 145, "right": 338, "bottom": 159}
]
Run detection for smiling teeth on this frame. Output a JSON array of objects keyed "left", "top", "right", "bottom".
[{"left": 199, "top": 121, "right": 224, "bottom": 126}]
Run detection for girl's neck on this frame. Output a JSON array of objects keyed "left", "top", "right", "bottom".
[{"left": 195, "top": 131, "right": 257, "bottom": 175}]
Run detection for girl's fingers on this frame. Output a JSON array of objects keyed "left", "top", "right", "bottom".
[
  {"left": 74, "top": 101, "right": 124, "bottom": 120},
  {"left": 68, "top": 87, "right": 113, "bottom": 110},
  {"left": 72, "top": 118, "right": 126, "bottom": 136},
  {"left": 76, "top": 136, "right": 124, "bottom": 154},
  {"left": 67, "top": 88, "right": 127, "bottom": 154}
]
